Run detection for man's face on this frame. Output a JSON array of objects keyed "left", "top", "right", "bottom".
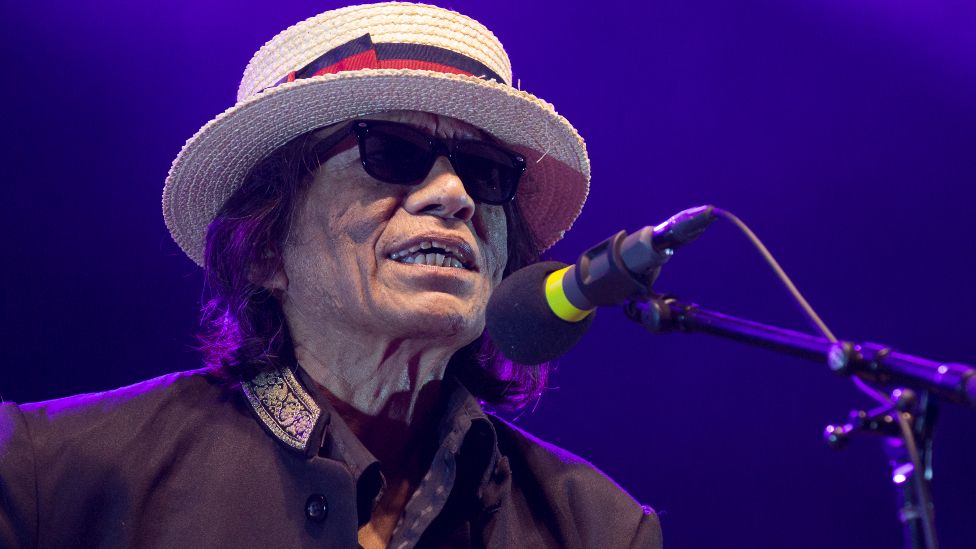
[{"left": 274, "top": 111, "right": 509, "bottom": 347}]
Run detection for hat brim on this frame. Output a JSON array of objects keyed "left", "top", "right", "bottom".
[{"left": 163, "top": 68, "right": 589, "bottom": 266}]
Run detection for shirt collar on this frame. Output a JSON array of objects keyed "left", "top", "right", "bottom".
[
  {"left": 239, "top": 365, "right": 321, "bottom": 452},
  {"left": 240, "top": 365, "right": 500, "bottom": 490}
]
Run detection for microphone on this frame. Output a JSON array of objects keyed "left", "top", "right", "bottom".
[{"left": 486, "top": 205, "right": 715, "bottom": 364}]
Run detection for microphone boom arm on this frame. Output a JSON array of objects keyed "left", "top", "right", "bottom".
[
  {"left": 626, "top": 294, "right": 975, "bottom": 549},
  {"left": 626, "top": 296, "right": 976, "bottom": 407}
]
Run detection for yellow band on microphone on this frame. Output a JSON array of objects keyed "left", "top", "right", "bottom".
[{"left": 545, "top": 267, "right": 593, "bottom": 322}]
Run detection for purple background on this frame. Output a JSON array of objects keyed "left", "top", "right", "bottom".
[{"left": 3, "top": 1, "right": 975, "bottom": 547}]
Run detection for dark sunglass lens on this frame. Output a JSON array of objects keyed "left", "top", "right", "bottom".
[
  {"left": 452, "top": 141, "right": 523, "bottom": 204},
  {"left": 358, "top": 123, "right": 434, "bottom": 183}
]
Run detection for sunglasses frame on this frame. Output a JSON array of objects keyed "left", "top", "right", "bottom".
[{"left": 307, "top": 119, "right": 526, "bottom": 205}]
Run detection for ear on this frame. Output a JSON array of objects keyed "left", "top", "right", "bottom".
[
  {"left": 250, "top": 251, "right": 289, "bottom": 293},
  {"left": 262, "top": 268, "right": 289, "bottom": 293}
]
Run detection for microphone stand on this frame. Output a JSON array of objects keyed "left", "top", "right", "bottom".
[{"left": 626, "top": 296, "right": 976, "bottom": 549}]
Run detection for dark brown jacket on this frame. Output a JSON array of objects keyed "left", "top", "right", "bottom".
[{"left": 0, "top": 368, "right": 661, "bottom": 548}]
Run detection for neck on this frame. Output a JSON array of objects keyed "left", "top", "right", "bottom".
[
  {"left": 290, "top": 320, "right": 464, "bottom": 469},
  {"left": 287, "top": 315, "right": 476, "bottom": 548}
]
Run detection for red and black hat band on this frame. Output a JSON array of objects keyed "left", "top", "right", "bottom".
[{"left": 272, "top": 33, "right": 504, "bottom": 89}]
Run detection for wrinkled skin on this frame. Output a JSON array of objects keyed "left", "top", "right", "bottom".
[
  {"left": 272, "top": 111, "right": 508, "bottom": 361},
  {"left": 264, "top": 111, "right": 510, "bottom": 548}
]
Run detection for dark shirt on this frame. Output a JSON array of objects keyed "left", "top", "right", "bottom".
[
  {"left": 0, "top": 367, "right": 662, "bottom": 548},
  {"left": 294, "top": 368, "right": 499, "bottom": 547}
]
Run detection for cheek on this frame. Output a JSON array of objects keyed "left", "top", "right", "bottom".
[
  {"left": 284, "top": 190, "right": 382, "bottom": 290},
  {"left": 302, "top": 170, "right": 401, "bottom": 248},
  {"left": 330, "top": 199, "right": 393, "bottom": 247},
  {"left": 474, "top": 206, "right": 508, "bottom": 282}
]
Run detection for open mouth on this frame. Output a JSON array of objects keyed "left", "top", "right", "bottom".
[{"left": 388, "top": 240, "right": 474, "bottom": 270}]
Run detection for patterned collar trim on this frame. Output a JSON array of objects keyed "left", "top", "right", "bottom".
[{"left": 241, "top": 367, "right": 321, "bottom": 452}]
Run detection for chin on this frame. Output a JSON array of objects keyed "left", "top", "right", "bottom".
[{"left": 394, "top": 305, "right": 484, "bottom": 343}]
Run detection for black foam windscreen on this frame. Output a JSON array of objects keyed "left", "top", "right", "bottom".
[{"left": 486, "top": 261, "right": 595, "bottom": 365}]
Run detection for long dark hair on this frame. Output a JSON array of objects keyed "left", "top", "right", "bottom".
[{"left": 199, "top": 127, "right": 550, "bottom": 410}]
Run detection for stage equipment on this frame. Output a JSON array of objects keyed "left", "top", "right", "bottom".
[{"left": 488, "top": 205, "right": 976, "bottom": 549}]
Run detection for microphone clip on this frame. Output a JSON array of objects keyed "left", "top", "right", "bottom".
[{"left": 572, "top": 229, "right": 668, "bottom": 307}]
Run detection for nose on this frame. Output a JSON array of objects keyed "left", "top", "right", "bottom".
[{"left": 402, "top": 157, "right": 476, "bottom": 221}]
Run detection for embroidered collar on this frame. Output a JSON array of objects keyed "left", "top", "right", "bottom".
[
  {"left": 241, "top": 366, "right": 503, "bottom": 479},
  {"left": 241, "top": 366, "right": 510, "bottom": 516},
  {"left": 240, "top": 366, "right": 499, "bottom": 463},
  {"left": 240, "top": 367, "right": 321, "bottom": 452}
]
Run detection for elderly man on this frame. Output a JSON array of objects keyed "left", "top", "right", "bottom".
[{"left": 0, "top": 3, "right": 661, "bottom": 548}]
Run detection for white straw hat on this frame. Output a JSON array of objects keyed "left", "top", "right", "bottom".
[{"left": 162, "top": 2, "right": 590, "bottom": 266}]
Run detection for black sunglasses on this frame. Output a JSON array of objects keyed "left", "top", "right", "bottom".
[{"left": 309, "top": 120, "right": 526, "bottom": 205}]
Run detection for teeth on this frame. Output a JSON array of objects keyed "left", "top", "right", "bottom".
[{"left": 388, "top": 240, "right": 469, "bottom": 269}]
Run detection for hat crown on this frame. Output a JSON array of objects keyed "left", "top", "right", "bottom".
[{"left": 238, "top": 2, "right": 513, "bottom": 101}]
